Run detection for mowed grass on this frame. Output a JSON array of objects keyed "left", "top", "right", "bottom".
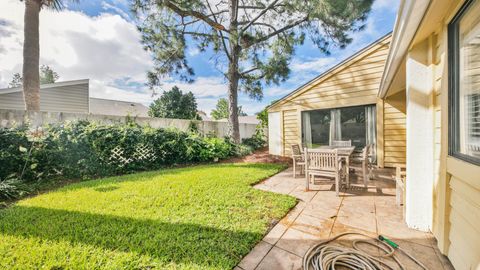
[{"left": 0, "top": 163, "right": 296, "bottom": 270}]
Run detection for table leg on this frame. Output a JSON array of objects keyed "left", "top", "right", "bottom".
[{"left": 346, "top": 156, "right": 350, "bottom": 188}]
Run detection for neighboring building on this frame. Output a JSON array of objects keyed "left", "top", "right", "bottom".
[
  {"left": 218, "top": 115, "right": 260, "bottom": 125},
  {"left": 0, "top": 79, "right": 90, "bottom": 113},
  {"left": 197, "top": 110, "right": 211, "bottom": 121},
  {"left": 0, "top": 79, "right": 149, "bottom": 117},
  {"left": 269, "top": 0, "right": 480, "bottom": 269},
  {"left": 267, "top": 33, "right": 402, "bottom": 167},
  {"left": 89, "top": 98, "right": 149, "bottom": 117}
]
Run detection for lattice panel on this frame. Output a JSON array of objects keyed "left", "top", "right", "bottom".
[
  {"left": 108, "top": 144, "right": 157, "bottom": 167},
  {"left": 133, "top": 143, "right": 157, "bottom": 161},
  {"left": 109, "top": 146, "right": 132, "bottom": 166}
]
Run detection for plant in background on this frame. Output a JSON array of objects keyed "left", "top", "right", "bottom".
[
  {"left": 0, "top": 176, "right": 31, "bottom": 201},
  {"left": 148, "top": 86, "right": 199, "bottom": 119},
  {"left": 242, "top": 129, "right": 266, "bottom": 150},
  {"left": 211, "top": 98, "right": 247, "bottom": 120}
]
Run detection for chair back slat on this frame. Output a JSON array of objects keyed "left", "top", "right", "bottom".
[
  {"left": 331, "top": 140, "right": 352, "bottom": 147},
  {"left": 291, "top": 144, "right": 302, "bottom": 156},
  {"left": 362, "top": 144, "right": 370, "bottom": 160},
  {"left": 305, "top": 149, "right": 338, "bottom": 172}
]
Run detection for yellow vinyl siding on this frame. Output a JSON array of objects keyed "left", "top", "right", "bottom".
[
  {"left": 283, "top": 109, "right": 299, "bottom": 156},
  {"left": 443, "top": 13, "right": 480, "bottom": 269},
  {"left": 383, "top": 102, "right": 407, "bottom": 167},
  {"left": 383, "top": 90, "right": 406, "bottom": 167},
  {"left": 424, "top": 6, "right": 480, "bottom": 268},
  {"left": 448, "top": 171, "right": 480, "bottom": 269},
  {"left": 395, "top": 1, "right": 480, "bottom": 268},
  {"left": 269, "top": 34, "right": 391, "bottom": 157}
]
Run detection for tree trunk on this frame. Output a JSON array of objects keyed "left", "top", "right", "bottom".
[
  {"left": 23, "top": 0, "right": 41, "bottom": 111},
  {"left": 227, "top": 49, "right": 240, "bottom": 143},
  {"left": 227, "top": 0, "right": 241, "bottom": 143}
]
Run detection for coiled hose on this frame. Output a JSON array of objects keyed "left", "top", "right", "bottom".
[{"left": 303, "top": 232, "right": 428, "bottom": 270}]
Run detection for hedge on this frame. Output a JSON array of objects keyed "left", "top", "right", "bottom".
[{"left": 0, "top": 120, "right": 265, "bottom": 200}]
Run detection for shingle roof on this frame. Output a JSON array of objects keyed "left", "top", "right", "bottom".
[{"left": 89, "top": 98, "right": 149, "bottom": 117}]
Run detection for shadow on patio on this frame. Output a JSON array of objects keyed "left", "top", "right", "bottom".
[{"left": 237, "top": 166, "right": 454, "bottom": 270}]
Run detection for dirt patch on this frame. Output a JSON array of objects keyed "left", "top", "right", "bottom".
[{"left": 222, "top": 147, "right": 291, "bottom": 164}]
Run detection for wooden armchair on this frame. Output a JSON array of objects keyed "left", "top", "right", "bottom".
[
  {"left": 291, "top": 144, "right": 305, "bottom": 178},
  {"left": 305, "top": 148, "right": 346, "bottom": 196},
  {"left": 395, "top": 164, "right": 406, "bottom": 208},
  {"left": 352, "top": 144, "right": 372, "bottom": 187}
]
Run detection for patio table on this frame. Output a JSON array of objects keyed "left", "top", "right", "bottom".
[{"left": 315, "top": 145, "right": 355, "bottom": 187}]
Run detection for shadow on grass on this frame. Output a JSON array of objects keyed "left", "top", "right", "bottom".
[{"left": 0, "top": 205, "right": 261, "bottom": 269}]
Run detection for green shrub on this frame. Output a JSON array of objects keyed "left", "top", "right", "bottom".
[
  {"left": 0, "top": 177, "right": 31, "bottom": 200},
  {"left": 242, "top": 128, "right": 267, "bottom": 150},
  {"left": 0, "top": 120, "right": 259, "bottom": 198}
]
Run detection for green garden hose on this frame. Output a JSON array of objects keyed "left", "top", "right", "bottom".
[{"left": 303, "top": 232, "right": 429, "bottom": 270}]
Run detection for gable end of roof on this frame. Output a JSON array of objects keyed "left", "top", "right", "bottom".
[{"left": 268, "top": 32, "right": 392, "bottom": 111}]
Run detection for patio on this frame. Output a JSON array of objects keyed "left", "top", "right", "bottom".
[{"left": 236, "top": 166, "right": 454, "bottom": 270}]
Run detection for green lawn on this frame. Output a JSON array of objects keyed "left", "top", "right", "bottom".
[{"left": 0, "top": 163, "right": 296, "bottom": 270}]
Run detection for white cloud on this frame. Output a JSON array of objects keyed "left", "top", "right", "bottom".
[
  {"left": 188, "top": 47, "right": 200, "bottom": 56},
  {"left": 0, "top": 0, "right": 151, "bottom": 87},
  {"left": 372, "top": 0, "right": 400, "bottom": 12},
  {"left": 0, "top": 0, "right": 232, "bottom": 113},
  {"left": 291, "top": 57, "right": 336, "bottom": 73},
  {"left": 101, "top": 1, "right": 131, "bottom": 21},
  {"left": 264, "top": 86, "right": 293, "bottom": 97},
  {"left": 160, "top": 76, "right": 228, "bottom": 98}
]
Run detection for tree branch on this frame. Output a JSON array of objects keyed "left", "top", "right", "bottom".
[
  {"left": 238, "top": 5, "right": 266, "bottom": 9},
  {"left": 182, "top": 31, "right": 229, "bottom": 39},
  {"left": 240, "top": 66, "right": 260, "bottom": 76},
  {"left": 246, "top": 16, "right": 308, "bottom": 47},
  {"left": 206, "top": 0, "right": 231, "bottom": 60},
  {"left": 162, "top": 0, "right": 229, "bottom": 32},
  {"left": 173, "top": 10, "right": 229, "bottom": 28},
  {"left": 240, "top": 0, "right": 280, "bottom": 33}
]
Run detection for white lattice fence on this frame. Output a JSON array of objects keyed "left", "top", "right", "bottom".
[{"left": 108, "top": 144, "right": 157, "bottom": 167}]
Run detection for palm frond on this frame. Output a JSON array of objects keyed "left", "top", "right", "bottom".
[{"left": 42, "top": 0, "right": 79, "bottom": 11}]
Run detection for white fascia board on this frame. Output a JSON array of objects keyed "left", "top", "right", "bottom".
[
  {"left": 378, "top": 0, "right": 431, "bottom": 98},
  {"left": 0, "top": 79, "right": 90, "bottom": 94}
]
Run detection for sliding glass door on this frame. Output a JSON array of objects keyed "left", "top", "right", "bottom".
[{"left": 302, "top": 104, "right": 377, "bottom": 161}]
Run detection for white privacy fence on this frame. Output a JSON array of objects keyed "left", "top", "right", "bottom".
[{"left": 0, "top": 109, "right": 257, "bottom": 140}]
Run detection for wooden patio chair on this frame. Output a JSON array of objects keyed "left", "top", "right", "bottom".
[
  {"left": 395, "top": 164, "right": 406, "bottom": 207},
  {"left": 291, "top": 144, "right": 305, "bottom": 178},
  {"left": 352, "top": 144, "right": 372, "bottom": 187},
  {"left": 331, "top": 140, "right": 352, "bottom": 147},
  {"left": 305, "top": 148, "right": 346, "bottom": 196}
]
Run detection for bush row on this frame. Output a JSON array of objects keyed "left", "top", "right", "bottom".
[{"left": 0, "top": 120, "right": 265, "bottom": 200}]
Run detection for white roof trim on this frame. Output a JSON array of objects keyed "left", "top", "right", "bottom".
[
  {"left": 0, "top": 79, "right": 89, "bottom": 94},
  {"left": 378, "top": 0, "right": 431, "bottom": 98}
]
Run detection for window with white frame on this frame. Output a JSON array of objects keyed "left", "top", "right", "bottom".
[{"left": 449, "top": 0, "right": 480, "bottom": 164}]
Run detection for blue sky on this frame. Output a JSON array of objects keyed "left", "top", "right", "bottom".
[{"left": 0, "top": 0, "right": 399, "bottom": 116}]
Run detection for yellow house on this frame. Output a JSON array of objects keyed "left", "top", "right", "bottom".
[
  {"left": 269, "top": 0, "right": 480, "bottom": 269},
  {"left": 379, "top": 0, "right": 480, "bottom": 269},
  {"left": 268, "top": 33, "right": 407, "bottom": 168}
]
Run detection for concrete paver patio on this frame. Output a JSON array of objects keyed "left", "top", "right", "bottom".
[{"left": 237, "top": 167, "right": 454, "bottom": 270}]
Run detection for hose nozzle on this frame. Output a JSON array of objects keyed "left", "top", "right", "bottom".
[{"left": 378, "top": 235, "right": 399, "bottom": 249}]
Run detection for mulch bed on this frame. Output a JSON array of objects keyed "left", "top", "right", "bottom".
[{"left": 222, "top": 147, "right": 291, "bottom": 164}]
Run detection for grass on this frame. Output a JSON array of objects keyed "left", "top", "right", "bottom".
[{"left": 0, "top": 163, "right": 296, "bottom": 270}]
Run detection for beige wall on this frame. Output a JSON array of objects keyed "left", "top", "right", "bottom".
[
  {"left": 269, "top": 35, "right": 404, "bottom": 163},
  {"left": 0, "top": 109, "right": 257, "bottom": 140}
]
